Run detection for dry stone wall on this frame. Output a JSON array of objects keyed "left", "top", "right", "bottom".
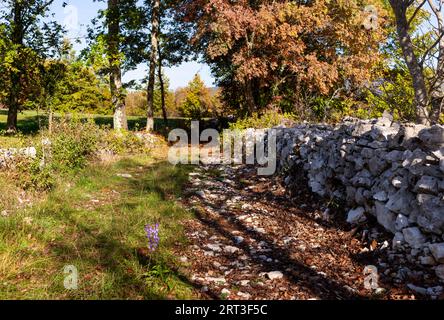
[{"left": 273, "top": 113, "right": 444, "bottom": 278}]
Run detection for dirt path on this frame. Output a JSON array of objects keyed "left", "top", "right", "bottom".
[{"left": 175, "top": 163, "right": 442, "bottom": 300}]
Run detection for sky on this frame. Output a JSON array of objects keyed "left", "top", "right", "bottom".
[{"left": 50, "top": 0, "right": 215, "bottom": 90}]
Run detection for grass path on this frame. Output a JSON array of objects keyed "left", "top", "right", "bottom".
[{"left": 0, "top": 148, "right": 198, "bottom": 299}]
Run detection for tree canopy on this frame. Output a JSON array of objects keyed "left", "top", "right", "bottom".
[{"left": 0, "top": 0, "right": 442, "bottom": 130}]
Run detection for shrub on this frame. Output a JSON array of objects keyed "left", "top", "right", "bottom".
[
  {"left": 14, "top": 154, "right": 54, "bottom": 191},
  {"left": 11, "top": 117, "right": 152, "bottom": 191},
  {"left": 100, "top": 130, "right": 147, "bottom": 155},
  {"left": 48, "top": 118, "right": 102, "bottom": 172},
  {"left": 229, "top": 109, "right": 298, "bottom": 130}
]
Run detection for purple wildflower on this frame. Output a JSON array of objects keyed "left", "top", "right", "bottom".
[{"left": 144, "top": 223, "right": 160, "bottom": 252}]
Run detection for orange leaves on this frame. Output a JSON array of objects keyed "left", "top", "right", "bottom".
[{"left": 185, "top": 0, "right": 386, "bottom": 107}]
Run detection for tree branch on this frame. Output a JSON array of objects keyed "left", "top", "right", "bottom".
[
  {"left": 407, "top": 0, "right": 427, "bottom": 28},
  {"left": 420, "top": 31, "right": 444, "bottom": 66}
]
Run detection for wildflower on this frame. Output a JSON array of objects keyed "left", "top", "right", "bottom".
[{"left": 144, "top": 223, "right": 160, "bottom": 252}]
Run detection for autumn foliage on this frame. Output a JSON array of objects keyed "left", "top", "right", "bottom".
[{"left": 181, "top": 0, "right": 387, "bottom": 117}]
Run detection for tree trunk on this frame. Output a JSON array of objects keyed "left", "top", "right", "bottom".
[
  {"left": 108, "top": 0, "right": 128, "bottom": 131},
  {"left": 146, "top": 0, "right": 160, "bottom": 132},
  {"left": 390, "top": 0, "right": 430, "bottom": 125},
  {"left": 244, "top": 80, "right": 256, "bottom": 115},
  {"left": 428, "top": 0, "right": 444, "bottom": 123},
  {"left": 6, "top": 1, "right": 24, "bottom": 132},
  {"left": 158, "top": 48, "right": 168, "bottom": 126},
  {"left": 48, "top": 109, "right": 54, "bottom": 134},
  {"left": 6, "top": 90, "right": 18, "bottom": 132}
]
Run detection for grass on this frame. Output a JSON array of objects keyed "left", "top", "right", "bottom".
[
  {"left": 0, "top": 109, "right": 229, "bottom": 143},
  {"left": 0, "top": 109, "right": 149, "bottom": 135},
  {"left": 0, "top": 108, "right": 222, "bottom": 299},
  {"left": 0, "top": 148, "right": 198, "bottom": 299}
]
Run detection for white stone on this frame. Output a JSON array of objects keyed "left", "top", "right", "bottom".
[
  {"left": 206, "top": 244, "right": 222, "bottom": 252},
  {"left": 239, "top": 280, "right": 250, "bottom": 286},
  {"left": 266, "top": 271, "right": 284, "bottom": 280},
  {"left": 221, "top": 288, "right": 231, "bottom": 296},
  {"left": 201, "top": 286, "right": 209, "bottom": 292},
  {"left": 391, "top": 177, "right": 403, "bottom": 188},
  {"left": 224, "top": 246, "right": 240, "bottom": 254},
  {"left": 23, "top": 147, "right": 37, "bottom": 158},
  {"left": 254, "top": 227, "right": 266, "bottom": 234},
  {"left": 117, "top": 173, "right": 133, "bottom": 178},
  {"left": 195, "top": 190, "right": 206, "bottom": 198},
  {"left": 237, "top": 292, "right": 251, "bottom": 299},
  {"left": 402, "top": 227, "right": 426, "bottom": 248},
  {"left": 206, "top": 277, "right": 226, "bottom": 284}
]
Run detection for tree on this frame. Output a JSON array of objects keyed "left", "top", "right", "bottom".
[
  {"left": 49, "top": 58, "right": 113, "bottom": 116},
  {"left": 427, "top": 0, "right": 444, "bottom": 122},
  {"left": 146, "top": 0, "right": 160, "bottom": 132},
  {"left": 144, "top": 0, "right": 195, "bottom": 131},
  {"left": 388, "top": 0, "right": 444, "bottom": 124},
  {"left": 88, "top": 0, "right": 147, "bottom": 130},
  {"left": 108, "top": 0, "right": 128, "bottom": 130},
  {"left": 179, "top": 74, "right": 213, "bottom": 119},
  {"left": 0, "top": 0, "right": 64, "bottom": 131},
  {"left": 364, "top": 1, "right": 428, "bottom": 121},
  {"left": 181, "top": 0, "right": 387, "bottom": 119},
  {"left": 125, "top": 74, "right": 175, "bottom": 118},
  {"left": 389, "top": 0, "right": 430, "bottom": 124}
]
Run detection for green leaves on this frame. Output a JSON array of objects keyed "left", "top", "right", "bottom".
[{"left": 178, "top": 74, "right": 213, "bottom": 119}]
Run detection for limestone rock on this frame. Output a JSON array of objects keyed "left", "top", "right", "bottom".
[
  {"left": 429, "top": 243, "right": 444, "bottom": 263},
  {"left": 419, "top": 125, "right": 444, "bottom": 148},
  {"left": 415, "top": 176, "right": 438, "bottom": 195},
  {"left": 393, "top": 232, "right": 405, "bottom": 249},
  {"left": 375, "top": 201, "right": 396, "bottom": 233},
  {"left": 266, "top": 271, "right": 284, "bottom": 280},
  {"left": 435, "top": 265, "right": 444, "bottom": 281},
  {"left": 416, "top": 194, "right": 444, "bottom": 234},
  {"left": 402, "top": 227, "right": 426, "bottom": 248},
  {"left": 385, "top": 190, "right": 415, "bottom": 215},
  {"left": 419, "top": 255, "right": 436, "bottom": 266},
  {"left": 346, "top": 207, "right": 367, "bottom": 224},
  {"left": 373, "top": 191, "right": 388, "bottom": 202},
  {"left": 395, "top": 214, "right": 410, "bottom": 231}
]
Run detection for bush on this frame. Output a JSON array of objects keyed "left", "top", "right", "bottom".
[
  {"left": 14, "top": 154, "right": 54, "bottom": 191},
  {"left": 49, "top": 119, "right": 102, "bottom": 171},
  {"left": 12, "top": 117, "right": 152, "bottom": 191},
  {"left": 100, "top": 130, "right": 147, "bottom": 155},
  {"left": 229, "top": 109, "right": 298, "bottom": 130}
]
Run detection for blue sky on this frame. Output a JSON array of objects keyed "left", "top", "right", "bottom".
[{"left": 50, "top": 0, "right": 215, "bottom": 90}]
